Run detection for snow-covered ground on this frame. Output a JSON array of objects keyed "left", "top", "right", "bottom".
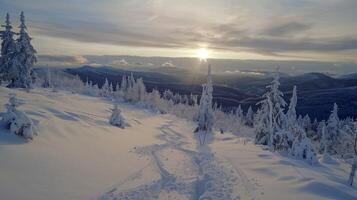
[{"left": 0, "top": 87, "right": 356, "bottom": 200}]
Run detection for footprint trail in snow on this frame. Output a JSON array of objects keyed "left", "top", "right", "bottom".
[{"left": 98, "top": 120, "right": 256, "bottom": 200}]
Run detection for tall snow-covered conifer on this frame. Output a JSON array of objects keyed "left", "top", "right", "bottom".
[
  {"left": 0, "top": 13, "right": 17, "bottom": 83},
  {"left": 286, "top": 86, "right": 297, "bottom": 129},
  {"left": 246, "top": 106, "right": 254, "bottom": 126},
  {"left": 255, "top": 72, "right": 287, "bottom": 149},
  {"left": 326, "top": 103, "right": 340, "bottom": 154},
  {"left": 120, "top": 75, "right": 127, "bottom": 92},
  {"left": 196, "top": 64, "right": 214, "bottom": 144},
  {"left": 8, "top": 12, "right": 37, "bottom": 88},
  {"left": 236, "top": 105, "right": 244, "bottom": 124},
  {"left": 101, "top": 78, "right": 110, "bottom": 97}
]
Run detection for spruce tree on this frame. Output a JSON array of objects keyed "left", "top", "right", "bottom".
[
  {"left": 101, "top": 78, "right": 110, "bottom": 97},
  {"left": 8, "top": 12, "right": 37, "bottom": 88},
  {"left": 0, "top": 13, "right": 17, "bottom": 83},
  {"left": 255, "top": 72, "right": 287, "bottom": 149},
  {"left": 246, "top": 106, "right": 254, "bottom": 127},
  {"left": 120, "top": 75, "right": 127, "bottom": 92},
  {"left": 196, "top": 64, "right": 214, "bottom": 144},
  {"left": 326, "top": 103, "right": 340, "bottom": 154},
  {"left": 236, "top": 105, "right": 244, "bottom": 124},
  {"left": 286, "top": 86, "right": 297, "bottom": 130},
  {"left": 109, "top": 103, "right": 125, "bottom": 128}
]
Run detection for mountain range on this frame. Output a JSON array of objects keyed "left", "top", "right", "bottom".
[{"left": 63, "top": 65, "right": 357, "bottom": 120}]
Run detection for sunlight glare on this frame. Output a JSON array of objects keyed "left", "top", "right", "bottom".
[{"left": 196, "top": 48, "right": 209, "bottom": 61}]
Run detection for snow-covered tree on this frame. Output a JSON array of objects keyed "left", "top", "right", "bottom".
[
  {"left": 0, "top": 13, "right": 17, "bottom": 84},
  {"left": 113, "top": 82, "right": 121, "bottom": 98},
  {"left": 195, "top": 64, "right": 214, "bottom": 145},
  {"left": 1, "top": 94, "right": 38, "bottom": 140},
  {"left": 254, "top": 104, "right": 270, "bottom": 145},
  {"left": 120, "top": 75, "right": 127, "bottom": 92},
  {"left": 245, "top": 106, "right": 254, "bottom": 127},
  {"left": 42, "top": 68, "right": 52, "bottom": 88},
  {"left": 325, "top": 103, "right": 341, "bottom": 154},
  {"left": 319, "top": 121, "right": 335, "bottom": 163},
  {"left": 115, "top": 82, "right": 120, "bottom": 92},
  {"left": 129, "top": 73, "right": 135, "bottom": 88},
  {"left": 235, "top": 105, "right": 244, "bottom": 125},
  {"left": 312, "top": 118, "right": 319, "bottom": 132},
  {"left": 316, "top": 120, "right": 326, "bottom": 142},
  {"left": 285, "top": 86, "right": 297, "bottom": 129},
  {"left": 302, "top": 114, "right": 312, "bottom": 132},
  {"left": 136, "top": 78, "right": 146, "bottom": 102},
  {"left": 255, "top": 72, "right": 287, "bottom": 150},
  {"left": 109, "top": 82, "right": 113, "bottom": 95},
  {"left": 290, "top": 127, "right": 318, "bottom": 165},
  {"left": 109, "top": 103, "right": 125, "bottom": 128},
  {"left": 146, "top": 89, "right": 164, "bottom": 112},
  {"left": 163, "top": 89, "right": 174, "bottom": 101},
  {"left": 332, "top": 120, "right": 357, "bottom": 185},
  {"left": 7, "top": 12, "right": 37, "bottom": 88},
  {"left": 100, "top": 78, "right": 111, "bottom": 97},
  {"left": 92, "top": 83, "right": 100, "bottom": 96}
]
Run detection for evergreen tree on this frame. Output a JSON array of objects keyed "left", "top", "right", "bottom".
[
  {"left": 320, "top": 121, "right": 334, "bottom": 163},
  {"left": 100, "top": 78, "right": 110, "bottom": 97},
  {"left": 286, "top": 86, "right": 297, "bottom": 129},
  {"left": 115, "top": 82, "right": 120, "bottom": 92},
  {"left": 246, "top": 106, "right": 254, "bottom": 127},
  {"left": 326, "top": 103, "right": 341, "bottom": 154},
  {"left": 302, "top": 114, "right": 312, "bottom": 132},
  {"left": 136, "top": 78, "right": 146, "bottom": 102},
  {"left": 129, "top": 73, "right": 135, "bottom": 88},
  {"left": 235, "top": 105, "right": 244, "bottom": 124},
  {"left": 8, "top": 12, "right": 37, "bottom": 88},
  {"left": 0, "top": 13, "right": 17, "bottom": 83},
  {"left": 316, "top": 120, "right": 326, "bottom": 142},
  {"left": 1, "top": 93, "right": 38, "bottom": 139},
  {"left": 42, "top": 68, "right": 52, "bottom": 88},
  {"left": 109, "top": 82, "right": 113, "bottom": 95},
  {"left": 255, "top": 72, "right": 287, "bottom": 150},
  {"left": 109, "top": 103, "right": 125, "bottom": 128},
  {"left": 290, "top": 127, "right": 318, "bottom": 165},
  {"left": 120, "top": 75, "right": 127, "bottom": 92},
  {"left": 163, "top": 89, "right": 173, "bottom": 100},
  {"left": 254, "top": 102, "right": 271, "bottom": 145},
  {"left": 196, "top": 64, "right": 214, "bottom": 145}
]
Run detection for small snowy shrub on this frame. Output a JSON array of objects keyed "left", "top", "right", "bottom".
[
  {"left": 1, "top": 94, "right": 38, "bottom": 140},
  {"left": 109, "top": 104, "right": 125, "bottom": 128},
  {"left": 290, "top": 129, "right": 317, "bottom": 165}
]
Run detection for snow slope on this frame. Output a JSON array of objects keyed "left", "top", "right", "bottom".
[
  {"left": 212, "top": 134, "right": 357, "bottom": 200},
  {"left": 0, "top": 87, "right": 356, "bottom": 200}
]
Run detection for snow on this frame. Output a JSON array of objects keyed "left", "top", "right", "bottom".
[
  {"left": 211, "top": 134, "right": 357, "bottom": 200},
  {"left": 0, "top": 86, "right": 356, "bottom": 200}
]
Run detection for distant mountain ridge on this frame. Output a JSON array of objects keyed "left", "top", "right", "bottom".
[{"left": 63, "top": 66, "right": 357, "bottom": 120}]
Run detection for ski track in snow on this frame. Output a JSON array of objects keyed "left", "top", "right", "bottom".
[{"left": 98, "top": 119, "right": 257, "bottom": 200}]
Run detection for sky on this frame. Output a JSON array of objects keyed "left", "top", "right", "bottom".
[{"left": 1, "top": 0, "right": 357, "bottom": 63}]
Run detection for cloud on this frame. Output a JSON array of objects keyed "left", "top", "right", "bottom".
[
  {"left": 37, "top": 55, "right": 88, "bottom": 66},
  {"left": 213, "top": 36, "right": 357, "bottom": 53},
  {"left": 162, "top": 61, "right": 175, "bottom": 68},
  {"left": 224, "top": 70, "right": 263, "bottom": 76},
  {"left": 262, "top": 21, "right": 312, "bottom": 37},
  {"left": 111, "top": 59, "right": 129, "bottom": 66},
  {"left": 3, "top": 0, "right": 357, "bottom": 61}
]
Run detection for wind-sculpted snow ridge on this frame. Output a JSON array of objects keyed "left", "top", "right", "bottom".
[{"left": 98, "top": 120, "right": 252, "bottom": 200}]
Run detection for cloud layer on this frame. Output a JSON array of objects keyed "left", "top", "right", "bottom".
[{"left": 1, "top": 0, "right": 357, "bottom": 61}]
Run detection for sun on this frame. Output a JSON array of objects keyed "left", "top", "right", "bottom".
[{"left": 196, "top": 48, "right": 210, "bottom": 61}]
